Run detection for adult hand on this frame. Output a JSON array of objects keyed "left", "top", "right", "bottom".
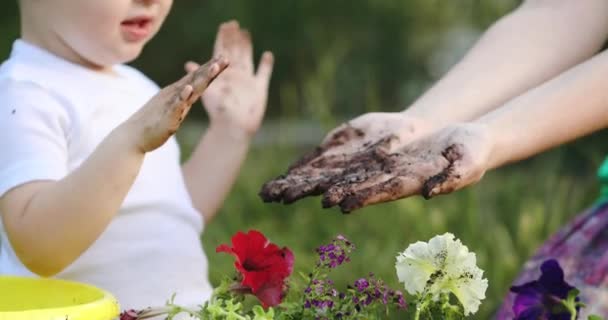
[
  {"left": 259, "top": 112, "right": 436, "bottom": 205},
  {"left": 321, "top": 123, "right": 493, "bottom": 212},
  {"left": 261, "top": 121, "right": 493, "bottom": 213}
]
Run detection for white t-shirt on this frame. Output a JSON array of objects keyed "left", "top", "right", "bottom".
[{"left": 0, "top": 40, "right": 213, "bottom": 310}]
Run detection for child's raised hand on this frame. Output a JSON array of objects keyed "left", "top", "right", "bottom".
[
  {"left": 125, "top": 57, "right": 229, "bottom": 153},
  {"left": 185, "top": 21, "right": 274, "bottom": 138},
  {"left": 259, "top": 112, "right": 436, "bottom": 204}
]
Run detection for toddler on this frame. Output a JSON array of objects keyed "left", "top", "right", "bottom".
[{"left": 0, "top": 0, "right": 273, "bottom": 310}]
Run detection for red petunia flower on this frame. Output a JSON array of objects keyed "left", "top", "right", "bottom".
[
  {"left": 216, "top": 230, "right": 294, "bottom": 307},
  {"left": 119, "top": 309, "right": 139, "bottom": 320}
]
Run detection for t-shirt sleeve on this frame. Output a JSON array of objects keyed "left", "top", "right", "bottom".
[{"left": 0, "top": 81, "right": 70, "bottom": 197}]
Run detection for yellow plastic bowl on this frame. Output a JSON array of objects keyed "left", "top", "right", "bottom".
[{"left": 0, "top": 276, "right": 119, "bottom": 320}]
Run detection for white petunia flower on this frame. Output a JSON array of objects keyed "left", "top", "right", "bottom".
[{"left": 395, "top": 233, "right": 488, "bottom": 315}]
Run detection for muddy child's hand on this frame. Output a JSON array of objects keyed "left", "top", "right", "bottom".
[
  {"left": 259, "top": 112, "right": 436, "bottom": 205},
  {"left": 125, "top": 57, "right": 229, "bottom": 153}
]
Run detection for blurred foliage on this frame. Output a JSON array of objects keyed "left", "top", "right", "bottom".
[
  {"left": 142, "top": 0, "right": 522, "bottom": 120},
  {"left": 3, "top": 0, "right": 608, "bottom": 318},
  {"left": 1, "top": 1, "right": 522, "bottom": 120}
]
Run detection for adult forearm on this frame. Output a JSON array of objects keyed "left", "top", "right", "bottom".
[
  {"left": 2, "top": 125, "right": 144, "bottom": 276},
  {"left": 406, "top": 0, "right": 608, "bottom": 125},
  {"left": 182, "top": 125, "right": 251, "bottom": 223},
  {"left": 480, "top": 49, "right": 608, "bottom": 169}
]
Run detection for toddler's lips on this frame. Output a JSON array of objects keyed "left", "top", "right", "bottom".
[{"left": 121, "top": 17, "right": 153, "bottom": 42}]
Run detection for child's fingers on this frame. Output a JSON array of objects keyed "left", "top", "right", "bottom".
[
  {"left": 240, "top": 30, "right": 253, "bottom": 61},
  {"left": 173, "top": 58, "right": 220, "bottom": 89},
  {"left": 214, "top": 20, "right": 240, "bottom": 59},
  {"left": 256, "top": 51, "right": 274, "bottom": 90},
  {"left": 184, "top": 61, "right": 200, "bottom": 73},
  {"left": 176, "top": 85, "right": 195, "bottom": 121},
  {"left": 235, "top": 29, "right": 254, "bottom": 73},
  {"left": 187, "top": 56, "right": 229, "bottom": 100},
  {"left": 168, "top": 57, "right": 228, "bottom": 115},
  {"left": 178, "top": 100, "right": 194, "bottom": 123},
  {"left": 179, "top": 85, "right": 194, "bottom": 101}
]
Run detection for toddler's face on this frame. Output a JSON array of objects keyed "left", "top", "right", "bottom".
[{"left": 28, "top": 0, "right": 173, "bottom": 67}]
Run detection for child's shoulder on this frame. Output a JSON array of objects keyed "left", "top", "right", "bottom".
[
  {"left": 2, "top": 39, "right": 157, "bottom": 93},
  {"left": 0, "top": 50, "right": 83, "bottom": 123},
  {"left": 0, "top": 41, "right": 77, "bottom": 99},
  {"left": 1, "top": 40, "right": 155, "bottom": 108},
  {"left": 0, "top": 57, "right": 74, "bottom": 115}
]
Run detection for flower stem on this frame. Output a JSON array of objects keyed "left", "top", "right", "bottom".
[
  {"left": 559, "top": 295, "right": 578, "bottom": 320},
  {"left": 414, "top": 298, "right": 429, "bottom": 320},
  {"left": 295, "top": 266, "right": 322, "bottom": 318},
  {"left": 568, "top": 306, "right": 577, "bottom": 320},
  {"left": 135, "top": 306, "right": 173, "bottom": 319}
]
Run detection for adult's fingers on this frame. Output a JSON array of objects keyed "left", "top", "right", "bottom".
[
  {"left": 320, "top": 170, "right": 391, "bottom": 209},
  {"left": 280, "top": 169, "right": 346, "bottom": 204},
  {"left": 338, "top": 175, "right": 421, "bottom": 213},
  {"left": 287, "top": 124, "right": 364, "bottom": 173},
  {"left": 260, "top": 145, "right": 366, "bottom": 203},
  {"left": 421, "top": 144, "right": 477, "bottom": 199},
  {"left": 259, "top": 176, "right": 292, "bottom": 203}
]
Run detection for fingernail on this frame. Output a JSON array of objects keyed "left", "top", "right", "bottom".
[
  {"left": 426, "top": 187, "right": 440, "bottom": 199},
  {"left": 321, "top": 196, "right": 336, "bottom": 208},
  {"left": 421, "top": 186, "right": 432, "bottom": 199},
  {"left": 263, "top": 51, "right": 274, "bottom": 61},
  {"left": 180, "top": 85, "right": 193, "bottom": 100},
  {"left": 282, "top": 192, "right": 297, "bottom": 204},
  {"left": 210, "top": 64, "right": 219, "bottom": 75},
  {"left": 340, "top": 197, "right": 359, "bottom": 213}
]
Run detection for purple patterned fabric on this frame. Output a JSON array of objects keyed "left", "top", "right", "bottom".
[{"left": 495, "top": 202, "right": 608, "bottom": 319}]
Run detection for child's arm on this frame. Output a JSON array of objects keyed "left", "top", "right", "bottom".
[
  {"left": 181, "top": 21, "right": 273, "bottom": 223},
  {"left": 0, "top": 59, "right": 227, "bottom": 276},
  {"left": 405, "top": 0, "right": 608, "bottom": 126}
]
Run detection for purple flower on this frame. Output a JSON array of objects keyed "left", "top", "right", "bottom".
[
  {"left": 304, "top": 279, "right": 338, "bottom": 312},
  {"left": 316, "top": 236, "right": 355, "bottom": 269},
  {"left": 348, "top": 274, "right": 407, "bottom": 312},
  {"left": 354, "top": 278, "right": 369, "bottom": 292},
  {"left": 393, "top": 290, "right": 407, "bottom": 310},
  {"left": 510, "top": 259, "right": 579, "bottom": 320}
]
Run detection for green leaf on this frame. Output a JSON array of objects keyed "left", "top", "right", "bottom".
[
  {"left": 252, "top": 305, "right": 275, "bottom": 320},
  {"left": 567, "top": 289, "right": 580, "bottom": 301},
  {"left": 560, "top": 289, "right": 583, "bottom": 320}
]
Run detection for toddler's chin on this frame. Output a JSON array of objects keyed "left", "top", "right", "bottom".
[
  {"left": 112, "top": 45, "right": 145, "bottom": 64},
  {"left": 88, "top": 44, "right": 146, "bottom": 67},
  {"left": 119, "top": 52, "right": 143, "bottom": 65}
]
